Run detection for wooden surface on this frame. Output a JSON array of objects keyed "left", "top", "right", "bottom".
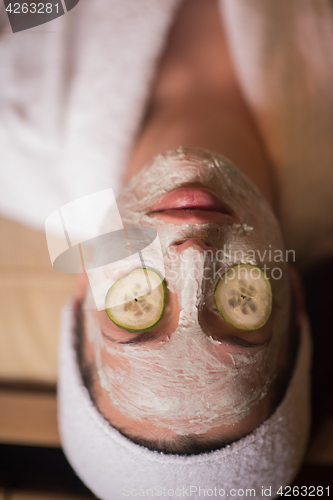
[
  {"left": 9, "top": 493, "right": 90, "bottom": 500},
  {"left": 0, "top": 216, "right": 76, "bottom": 383},
  {"left": 0, "top": 390, "right": 60, "bottom": 447}
]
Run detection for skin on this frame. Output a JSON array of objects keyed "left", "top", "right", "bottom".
[
  {"left": 125, "top": 0, "right": 278, "bottom": 210},
  {"left": 77, "top": 0, "right": 303, "bottom": 447}
]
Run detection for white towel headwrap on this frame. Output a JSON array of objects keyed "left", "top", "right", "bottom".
[{"left": 58, "top": 307, "right": 311, "bottom": 500}]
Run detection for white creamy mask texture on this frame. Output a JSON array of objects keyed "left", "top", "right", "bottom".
[{"left": 84, "top": 148, "right": 292, "bottom": 435}]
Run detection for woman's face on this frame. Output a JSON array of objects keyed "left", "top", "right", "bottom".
[{"left": 83, "top": 148, "right": 292, "bottom": 442}]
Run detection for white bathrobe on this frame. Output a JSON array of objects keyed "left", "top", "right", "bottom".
[{"left": 0, "top": 0, "right": 333, "bottom": 269}]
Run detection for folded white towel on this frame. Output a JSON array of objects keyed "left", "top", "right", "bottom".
[{"left": 58, "top": 305, "right": 311, "bottom": 500}]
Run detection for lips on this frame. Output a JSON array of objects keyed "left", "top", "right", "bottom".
[{"left": 149, "top": 187, "right": 236, "bottom": 224}]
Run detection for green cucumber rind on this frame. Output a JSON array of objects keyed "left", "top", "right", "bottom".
[
  {"left": 213, "top": 263, "right": 272, "bottom": 331},
  {"left": 105, "top": 268, "right": 167, "bottom": 332}
]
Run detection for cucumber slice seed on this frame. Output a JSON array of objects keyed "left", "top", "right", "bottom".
[
  {"left": 214, "top": 264, "right": 272, "bottom": 331},
  {"left": 105, "top": 268, "right": 166, "bottom": 332}
]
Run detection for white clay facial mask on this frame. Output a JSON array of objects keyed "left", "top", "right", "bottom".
[
  {"left": 85, "top": 247, "right": 273, "bottom": 435},
  {"left": 85, "top": 148, "right": 292, "bottom": 435}
]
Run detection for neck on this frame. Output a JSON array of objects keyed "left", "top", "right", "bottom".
[{"left": 125, "top": 0, "right": 277, "bottom": 210}]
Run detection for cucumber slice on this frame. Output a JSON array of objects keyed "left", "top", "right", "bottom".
[
  {"left": 214, "top": 264, "right": 272, "bottom": 330},
  {"left": 105, "top": 268, "right": 166, "bottom": 332}
]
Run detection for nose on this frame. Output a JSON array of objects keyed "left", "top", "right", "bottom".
[{"left": 171, "top": 238, "right": 217, "bottom": 254}]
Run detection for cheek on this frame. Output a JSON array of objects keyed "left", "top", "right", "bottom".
[
  {"left": 209, "top": 339, "right": 273, "bottom": 396},
  {"left": 99, "top": 344, "right": 169, "bottom": 383},
  {"left": 99, "top": 344, "right": 130, "bottom": 378}
]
